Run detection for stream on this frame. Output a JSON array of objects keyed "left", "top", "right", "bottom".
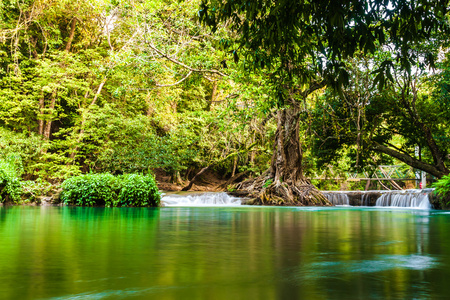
[{"left": 0, "top": 193, "right": 449, "bottom": 299}]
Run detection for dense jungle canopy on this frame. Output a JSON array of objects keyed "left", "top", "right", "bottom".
[{"left": 1, "top": 0, "right": 450, "bottom": 204}]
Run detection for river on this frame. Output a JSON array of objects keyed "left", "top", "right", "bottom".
[{"left": 1, "top": 201, "right": 449, "bottom": 299}]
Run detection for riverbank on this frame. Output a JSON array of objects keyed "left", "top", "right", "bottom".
[
  {"left": 154, "top": 168, "right": 230, "bottom": 192},
  {"left": 2, "top": 168, "right": 448, "bottom": 209}
]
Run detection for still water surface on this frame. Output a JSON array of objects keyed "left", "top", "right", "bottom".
[{"left": 1, "top": 206, "right": 450, "bottom": 299}]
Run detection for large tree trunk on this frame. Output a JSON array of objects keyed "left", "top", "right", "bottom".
[
  {"left": 270, "top": 107, "right": 303, "bottom": 184},
  {"left": 236, "top": 106, "right": 331, "bottom": 206},
  {"left": 38, "top": 97, "right": 45, "bottom": 136},
  {"left": 43, "top": 90, "right": 58, "bottom": 140},
  {"left": 65, "top": 18, "right": 77, "bottom": 52}
]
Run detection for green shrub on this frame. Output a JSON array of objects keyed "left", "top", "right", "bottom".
[
  {"left": 60, "top": 173, "right": 118, "bottom": 206},
  {"left": 60, "top": 173, "right": 160, "bottom": 207},
  {"left": 117, "top": 174, "right": 160, "bottom": 207},
  {"left": 0, "top": 156, "right": 23, "bottom": 203},
  {"left": 432, "top": 175, "right": 450, "bottom": 206}
]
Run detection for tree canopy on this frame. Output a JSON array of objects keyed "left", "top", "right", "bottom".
[
  {"left": 199, "top": 0, "right": 449, "bottom": 89},
  {"left": 1, "top": 0, "right": 450, "bottom": 204}
]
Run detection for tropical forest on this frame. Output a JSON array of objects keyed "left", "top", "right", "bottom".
[{"left": 2, "top": 0, "right": 450, "bottom": 299}]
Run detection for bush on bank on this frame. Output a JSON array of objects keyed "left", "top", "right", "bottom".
[
  {"left": 433, "top": 175, "right": 450, "bottom": 206},
  {"left": 60, "top": 173, "right": 161, "bottom": 207},
  {"left": 0, "top": 157, "right": 22, "bottom": 203}
]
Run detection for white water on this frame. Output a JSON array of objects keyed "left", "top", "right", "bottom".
[
  {"left": 323, "top": 192, "right": 350, "bottom": 206},
  {"left": 162, "top": 192, "right": 242, "bottom": 207},
  {"left": 161, "top": 190, "right": 432, "bottom": 209},
  {"left": 375, "top": 190, "right": 432, "bottom": 209},
  {"left": 361, "top": 193, "right": 372, "bottom": 206}
]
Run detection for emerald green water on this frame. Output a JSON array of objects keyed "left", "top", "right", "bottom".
[{"left": 1, "top": 206, "right": 450, "bottom": 299}]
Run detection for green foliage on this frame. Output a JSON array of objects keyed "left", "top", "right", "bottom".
[
  {"left": 0, "top": 0, "right": 275, "bottom": 189},
  {"left": 226, "top": 185, "right": 236, "bottom": 192},
  {"left": 21, "top": 179, "right": 54, "bottom": 203},
  {"left": 0, "top": 156, "right": 22, "bottom": 202},
  {"left": 0, "top": 127, "right": 80, "bottom": 180},
  {"left": 60, "top": 173, "right": 160, "bottom": 207},
  {"left": 1, "top": 0, "right": 448, "bottom": 201},
  {"left": 60, "top": 173, "right": 118, "bottom": 206},
  {"left": 310, "top": 48, "right": 450, "bottom": 179},
  {"left": 263, "top": 179, "right": 273, "bottom": 188},
  {"left": 79, "top": 110, "right": 200, "bottom": 174},
  {"left": 432, "top": 175, "right": 450, "bottom": 205},
  {"left": 200, "top": 0, "right": 449, "bottom": 91},
  {"left": 311, "top": 179, "right": 341, "bottom": 192},
  {"left": 117, "top": 174, "right": 160, "bottom": 207}
]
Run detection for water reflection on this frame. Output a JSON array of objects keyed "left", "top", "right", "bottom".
[
  {"left": 0, "top": 206, "right": 449, "bottom": 299},
  {"left": 309, "top": 254, "right": 439, "bottom": 273}
]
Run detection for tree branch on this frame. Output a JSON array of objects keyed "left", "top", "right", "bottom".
[
  {"left": 147, "top": 42, "right": 228, "bottom": 77},
  {"left": 65, "top": 17, "right": 77, "bottom": 52},
  {"left": 371, "top": 142, "right": 449, "bottom": 178},
  {"left": 182, "top": 143, "right": 257, "bottom": 191}
]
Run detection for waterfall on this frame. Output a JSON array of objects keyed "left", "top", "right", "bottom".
[
  {"left": 361, "top": 193, "right": 371, "bottom": 206},
  {"left": 323, "top": 192, "right": 350, "bottom": 206},
  {"left": 375, "top": 190, "right": 432, "bottom": 209},
  {"left": 162, "top": 192, "right": 242, "bottom": 206}
]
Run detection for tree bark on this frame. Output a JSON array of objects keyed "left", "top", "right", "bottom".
[
  {"left": 236, "top": 105, "right": 330, "bottom": 206},
  {"left": 372, "top": 142, "right": 449, "bottom": 178},
  {"left": 231, "top": 155, "right": 238, "bottom": 177},
  {"left": 43, "top": 90, "right": 58, "bottom": 140},
  {"left": 182, "top": 166, "right": 211, "bottom": 191},
  {"left": 208, "top": 81, "right": 217, "bottom": 111},
  {"left": 38, "top": 97, "right": 45, "bottom": 136},
  {"left": 397, "top": 85, "right": 448, "bottom": 176},
  {"left": 364, "top": 179, "right": 371, "bottom": 191},
  {"left": 65, "top": 18, "right": 77, "bottom": 52},
  {"left": 270, "top": 108, "right": 303, "bottom": 183},
  {"left": 233, "top": 81, "right": 330, "bottom": 206},
  {"left": 218, "top": 170, "right": 250, "bottom": 190}
]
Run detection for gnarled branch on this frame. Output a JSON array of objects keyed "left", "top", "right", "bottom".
[
  {"left": 371, "top": 142, "right": 449, "bottom": 178},
  {"left": 147, "top": 42, "right": 228, "bottom": 77}
]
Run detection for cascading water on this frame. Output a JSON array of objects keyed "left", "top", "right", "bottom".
[
  {"left": 375, "top": 189, "right": 432, "bottom": 209},
  {"left": 161, "top": 190, "right": 433, "bottom": 208},
  {"left": 361, "top": 193, "right": 372, "bottom": 206},
  {"left": 323, "top": 192, "right": 350, "bottom": 205},
  {"left": 162, "top": 192, "right": 242, "bottom": 207}
]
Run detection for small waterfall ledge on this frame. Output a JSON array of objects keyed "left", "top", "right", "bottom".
[
  {"left": 160, "top": 190, "right": 434, "bottom": 209},
  {"left": 323, "top": 189, "right": 434, "bottom": 209},
  {"left": 375, "top": 189, "right": 432, "bottom": 209},
  {"left": 323, "top": 192, "right": 350, "bottom": 206},
  {"left": 162, "top": 192, "right": 242, "bottom": 206}
]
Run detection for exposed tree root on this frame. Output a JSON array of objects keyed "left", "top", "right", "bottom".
[
  {"left": 233, "top": 94, "right": 333, "bottom": 206},
  {"left": 235, "top": 171, "right": 331, "bottom": 206}
]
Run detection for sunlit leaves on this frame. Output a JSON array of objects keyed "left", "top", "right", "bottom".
[{"left": 60, "top": 173, "right": 161, "bottom": 207}]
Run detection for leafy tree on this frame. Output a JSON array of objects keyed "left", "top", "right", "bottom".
[
  {"left": 0, "top": 0, "right": 273, "bottom": 188},
  {"left": 312, "top": 47, "right": 450, "bottom": 182},
  {"left": 199, "top": 0, "right": 450, "bottom": 204}
]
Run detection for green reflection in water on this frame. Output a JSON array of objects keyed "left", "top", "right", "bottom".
[{"left": 0, "top": 206, "right": 450, "bottom": 299}]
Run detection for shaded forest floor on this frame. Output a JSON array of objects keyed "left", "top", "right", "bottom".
[{"left": 154, "top": 169, "right": 228, "bottom": 192}]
